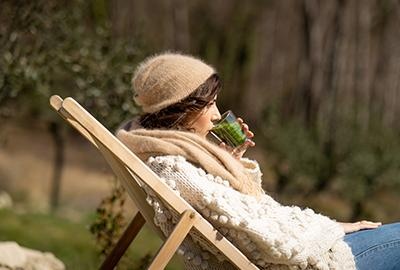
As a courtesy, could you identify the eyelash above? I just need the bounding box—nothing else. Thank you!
[207,101,216,107]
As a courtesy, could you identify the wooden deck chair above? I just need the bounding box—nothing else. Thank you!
[49,95,259,270]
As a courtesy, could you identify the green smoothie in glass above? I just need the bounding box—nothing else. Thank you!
[210,110,247,147]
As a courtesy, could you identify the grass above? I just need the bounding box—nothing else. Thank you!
[0,208,183,269]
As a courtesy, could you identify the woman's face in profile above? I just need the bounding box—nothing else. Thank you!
[188,96,221,137]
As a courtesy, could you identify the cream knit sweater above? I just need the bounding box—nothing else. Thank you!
[142,155,356,270]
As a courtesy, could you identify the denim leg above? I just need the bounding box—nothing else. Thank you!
[343,222,400,270]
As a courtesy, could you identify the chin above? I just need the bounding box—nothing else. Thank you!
[200,131,208,138]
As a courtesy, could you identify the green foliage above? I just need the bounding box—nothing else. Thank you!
[88,181,184,269]
[0,0,145,129]
[259,108,400,219]
[0,209,98,269]
[90,181,126,257]
[335,126,400,199]
[0,208,183,270]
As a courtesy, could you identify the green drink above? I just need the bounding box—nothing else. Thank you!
[210,110,247,147]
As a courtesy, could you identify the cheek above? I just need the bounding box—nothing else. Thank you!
[192,114,213,134]
[197,117,210,129]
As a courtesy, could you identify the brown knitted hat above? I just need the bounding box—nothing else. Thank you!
[132,52,215,113]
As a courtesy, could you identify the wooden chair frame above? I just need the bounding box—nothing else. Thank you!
[49,95,259,270]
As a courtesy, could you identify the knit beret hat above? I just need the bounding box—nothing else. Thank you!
[132,52,215,113]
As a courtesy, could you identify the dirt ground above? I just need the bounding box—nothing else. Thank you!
[0,120,120,217]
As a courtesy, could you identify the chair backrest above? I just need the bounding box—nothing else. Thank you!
[50,95,259,270]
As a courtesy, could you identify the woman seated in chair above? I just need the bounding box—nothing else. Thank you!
[117,52,400,270]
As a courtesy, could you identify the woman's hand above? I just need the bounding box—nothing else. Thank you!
[219,117,256,159]
[338,220,382,234]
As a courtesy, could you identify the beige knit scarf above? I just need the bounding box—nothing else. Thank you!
[116,127,264,197]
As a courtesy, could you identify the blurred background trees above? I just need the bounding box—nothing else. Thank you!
[1,0,400,266]
[0,0,400,269]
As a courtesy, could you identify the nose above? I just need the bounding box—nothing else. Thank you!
[212,106,221,122]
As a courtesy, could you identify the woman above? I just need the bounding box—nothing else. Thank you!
[117,52,400,270]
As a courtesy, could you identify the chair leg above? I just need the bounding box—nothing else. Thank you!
[100,211,146,270]
[148,210,197,270]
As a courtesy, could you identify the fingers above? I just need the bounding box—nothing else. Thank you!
[235,139,253,152]
[245,128,254,138]
[237,117,254,138]
[243,140,253,149]
[244,139,256,147]
[356,220,382,230]
[358,220,382,225]
[219,142,233,152]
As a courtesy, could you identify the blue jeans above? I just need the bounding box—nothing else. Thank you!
[343,222,400,270]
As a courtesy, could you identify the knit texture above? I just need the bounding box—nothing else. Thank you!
[116,128,264,197]
[143,155,356,270]
[132,52,215,113]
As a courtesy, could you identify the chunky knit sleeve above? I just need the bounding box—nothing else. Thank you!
[239,157,263,186]
[146,155,355,270]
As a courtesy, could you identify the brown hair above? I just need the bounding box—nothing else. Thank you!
[139,74,221,130]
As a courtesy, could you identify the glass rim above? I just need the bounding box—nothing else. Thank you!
[213,110,235,125]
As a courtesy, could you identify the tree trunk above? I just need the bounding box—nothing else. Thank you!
[49,121,64,213]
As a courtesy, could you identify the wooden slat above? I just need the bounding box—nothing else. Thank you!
[49,95,63,110]
[148,210,197,270]
[96,142,161,236]
[100,211,146,270]
[50,96,98,148]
